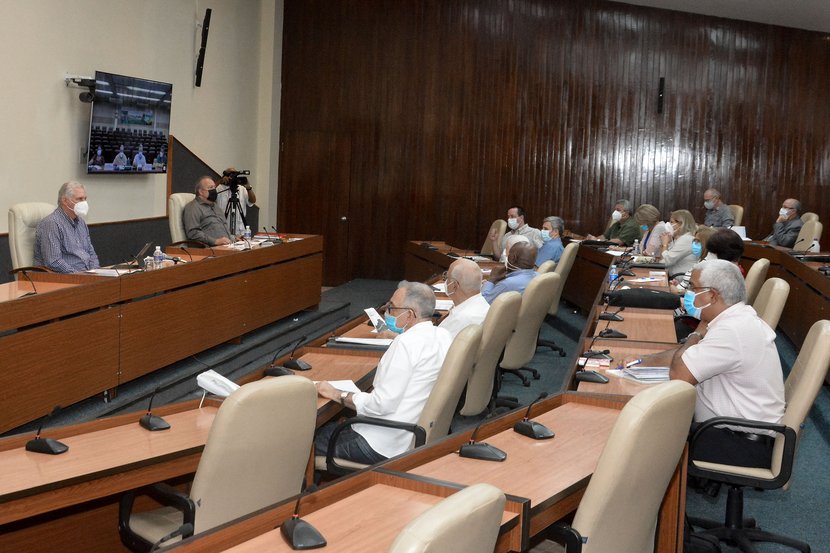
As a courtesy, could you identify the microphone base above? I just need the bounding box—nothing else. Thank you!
[265,366,295,377]
[513,420,555,440]
[575,370,610,384]
[139,414,171,431]
[280,517,327,550]
[583,350,613,359]
[458,442,507,462]
[598,312,624,321]
[618,269,636,277]
[599,329,628,339]
[25,437,69,455]
[284,359,312,371]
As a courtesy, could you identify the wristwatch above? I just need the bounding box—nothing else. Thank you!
[688,331,703,341]
[340,391,349,406]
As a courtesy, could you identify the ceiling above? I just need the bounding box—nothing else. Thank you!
[610,0,830,34]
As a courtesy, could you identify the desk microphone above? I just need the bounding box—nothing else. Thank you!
[265,335,309,377]
[14,267,39,297]
[583,331,613,359]
[458,417,507,462]
[26,405,68,455]
[597,311,627,339]
[139,387,171,431]
[270,226,285,243]
[608,276,626,291]
[170,240,214,257]
[262,226,280,243]
[575,351,611,384]
[178,245,194,262]
[149,523,193,552]
[284,336,312,371]
[513,393,555,439]
[280,493,326,550]
[599,305,625,322]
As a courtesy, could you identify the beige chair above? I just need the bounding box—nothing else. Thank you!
[729,204,744,226]
[536,259,556,273]
[686,320,830,552]
[538,381,696,553]
[800,212,818,224]
[119,376,317,551]
[387,483,506,553]
[752,277,790,330]
[480,219,507,257]
[537,242,580,356]
[743,258,770,305]
[320,325,483,475]
[8,202,55,269]
[168,193,195,244]
[459,292,521,417]
[793,219,822,252]
[499,272,561,386]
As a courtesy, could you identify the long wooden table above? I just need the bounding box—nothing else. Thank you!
[0,236,323,434]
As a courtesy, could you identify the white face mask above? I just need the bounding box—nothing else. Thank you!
[73,200,89,218]
[507,217,519,230]
[779,207,791,217]
[611,210,622,222]
[704,200,715,210]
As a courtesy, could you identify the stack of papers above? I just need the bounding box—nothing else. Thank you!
[622,366,670,382]
[434,299,454,311]
[463,255,494,262]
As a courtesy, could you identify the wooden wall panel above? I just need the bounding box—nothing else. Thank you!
[278,0,830,280]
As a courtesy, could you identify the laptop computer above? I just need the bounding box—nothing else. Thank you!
[112,242,153,270]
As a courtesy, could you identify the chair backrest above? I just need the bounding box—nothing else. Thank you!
[188,376,317,534]
[168,193,195,243]
[744,258,770,304]
[729,204,744,226]
[416,325,482,446]
[752,277,789,330]
[800,212,818,224]
[547,242,579,316]
[776,320,830,486]
[500,272,560,370]
[8,202,55,269]
[480,219,507,257]
[387,483,506,553]
[460,292,521,416]
[571,381,696,553]
[793,219,822,252]
[536,260,556,274]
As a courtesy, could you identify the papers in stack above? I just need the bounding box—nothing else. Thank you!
[621,366,670,383]
[434,299,454,311]
[431,282,447,293]
[330,337,394,347]
[463,255,494,262]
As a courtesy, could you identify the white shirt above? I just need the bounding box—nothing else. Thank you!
[682,302,785,426]
[215,184,255,236]
[439,294,490,338]
[352,321,452,458]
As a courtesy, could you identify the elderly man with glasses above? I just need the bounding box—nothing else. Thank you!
[438,258,490,338]
[765,198,804,248]
[314,281,452,464]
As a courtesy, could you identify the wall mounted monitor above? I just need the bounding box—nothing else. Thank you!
[86,71,172,174]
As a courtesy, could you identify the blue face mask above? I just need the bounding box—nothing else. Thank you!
[640,224,649,232]
[384,312,405,334]
[691,241,703,257]
[540,229,552,242]
[683,289,711,320]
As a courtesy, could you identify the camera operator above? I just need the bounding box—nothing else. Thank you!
[215,166,256,237]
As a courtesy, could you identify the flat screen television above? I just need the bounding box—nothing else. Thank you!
[86,71,172,174]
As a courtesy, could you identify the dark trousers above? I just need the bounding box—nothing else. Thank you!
[314,422,388,465]
[689,423,774,468]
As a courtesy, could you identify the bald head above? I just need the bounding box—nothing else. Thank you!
[508,242,537,270]
[446,258,482,305]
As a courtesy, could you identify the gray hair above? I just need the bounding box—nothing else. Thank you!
[543,216,564,233]
[58,181,85,204]
[397,281,436,318]
[789,199,802,214]
[448,258,482,294]
[615,199,632,213]
[194,176,214,193]
[704,188,721,198]
[693,259,746,306]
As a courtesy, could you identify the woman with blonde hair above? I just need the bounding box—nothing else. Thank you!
[658,209,698,277]
[633,204,670,256]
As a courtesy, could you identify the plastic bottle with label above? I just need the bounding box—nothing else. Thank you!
[153,246,164,270]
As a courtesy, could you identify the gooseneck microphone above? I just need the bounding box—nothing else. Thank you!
[513,393,555,439]
[280,493,327,550]
[265,335,309,377]
[599,305,625,322]
[597,307,627,339]
[575,351,612,384]
[139,388,171,431]
[149,523,193,552]
[283,336,312,371]
[271,226,285,243]
[458,417,507,462]
[17,268,39,297]
[583,331,613,359]
[26,405,69,455]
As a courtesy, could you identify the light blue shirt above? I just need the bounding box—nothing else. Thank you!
[34,208,99,273]
[535,237,564,266]
[481,269,538,304]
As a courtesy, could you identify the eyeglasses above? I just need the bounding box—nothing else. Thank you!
[687,286,713,293]
[441,271,458,286]
[380,302,414,315]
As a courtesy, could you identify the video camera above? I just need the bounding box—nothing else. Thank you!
[221,169,251,192]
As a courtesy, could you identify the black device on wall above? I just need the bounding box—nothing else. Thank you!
[195,8,212,87]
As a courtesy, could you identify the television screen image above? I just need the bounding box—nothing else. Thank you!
[86,71,172,174]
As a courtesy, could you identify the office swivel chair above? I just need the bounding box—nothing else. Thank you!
[743,258,770,305]
[793,220,822,252]
[167,193,195,244]
[8,202,55,269]
[729,204,744,226]
[318,325,482,476]
[480,219,507,257]
[751,277,789,330]
[537,241,579,356]
[800,212,818,224]
[686,319,830,553]
[387,483,506,553]
[538,381,696,552]
[118,376,317,551]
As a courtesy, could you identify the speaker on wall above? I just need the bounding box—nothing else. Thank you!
[195,8,212,87]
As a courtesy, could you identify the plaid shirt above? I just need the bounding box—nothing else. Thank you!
[34,208,99,273]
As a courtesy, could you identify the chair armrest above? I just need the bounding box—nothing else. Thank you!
[688,416,797,489]
[118,483,196,545]
[546,522,583,552]
[324,415,426,475]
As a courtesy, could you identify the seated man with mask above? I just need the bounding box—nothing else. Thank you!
[439,258,490,338]
[765,198,804,248]
[315,282,452,464]
[34,181,100,273]
[634,260,785,468]
[488,205,542,260]
[535,215,565,266]
[481,241,539,304]
[183,176,233,246]
[586,199,640,246]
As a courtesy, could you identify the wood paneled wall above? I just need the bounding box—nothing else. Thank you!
[278,0,830,281]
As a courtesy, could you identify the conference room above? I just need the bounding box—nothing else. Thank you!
[1,1,829,552]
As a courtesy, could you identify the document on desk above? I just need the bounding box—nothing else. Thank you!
[323,380,361,394]
[463,255,494,262]
[620,366,670,382]
[86,268,132,277]
[434,299,454,311]
[331,337,394,347]
[431,282,447,293]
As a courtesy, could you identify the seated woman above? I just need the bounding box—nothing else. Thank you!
[673,226,715,292]
[706,228,746,276]
[657,210,698,278]
[633,204,670,256]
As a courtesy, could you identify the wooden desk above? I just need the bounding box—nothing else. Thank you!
[590,310,677,343]
[575,339,676,395]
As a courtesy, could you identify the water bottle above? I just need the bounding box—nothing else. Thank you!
[608,264,618,283]
[243,225,252,241]
[153,246,164,270]
[632,239,640,255]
